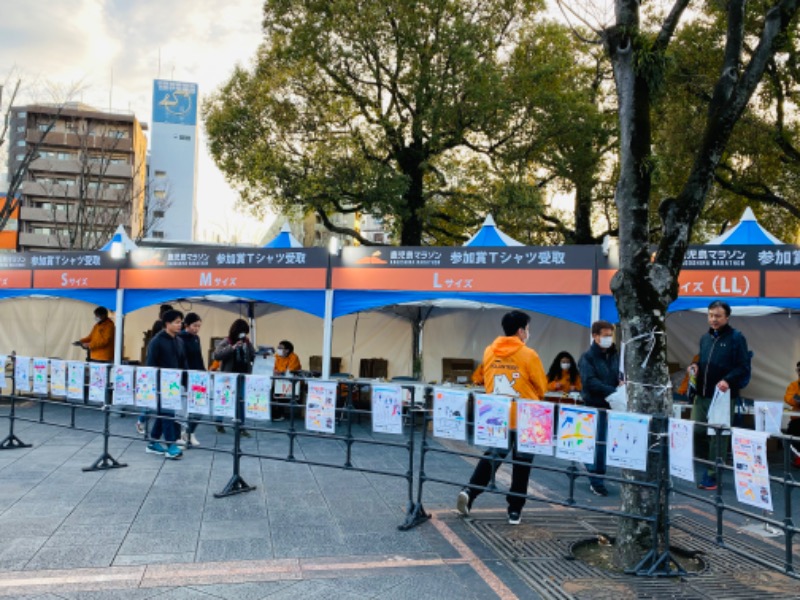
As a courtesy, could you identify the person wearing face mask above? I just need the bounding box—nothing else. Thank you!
[546,351,582,394]
[456,310,548,526]
[178,312,205,447]
[274,340,302,374]
[75,306,115,363]
[578,320,622,497]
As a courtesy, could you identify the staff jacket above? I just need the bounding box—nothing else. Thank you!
[80,318,115,362]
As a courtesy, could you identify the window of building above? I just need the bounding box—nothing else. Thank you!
[15,153,24,161]
[154,170,167,177]
[153,190,167,199]
[374,233,384,243]
[17,111,26,119]
[16,140,25,147]
[37,123,50,132]
[153,210,165,219]
[16,125,24,133]
[152,230,164,239]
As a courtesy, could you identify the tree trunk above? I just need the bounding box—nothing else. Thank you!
[573,179,594,244]
[399,159,425,246]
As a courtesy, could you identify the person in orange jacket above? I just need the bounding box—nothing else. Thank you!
[274,340,302,373]
[456,310,547,526]
[783,361,800,467]
[546,351,582,394]
[76,306,115,363]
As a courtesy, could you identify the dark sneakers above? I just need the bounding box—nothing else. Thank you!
[456,489,473,516]
[590,483,609,497]
[507,511,521,525]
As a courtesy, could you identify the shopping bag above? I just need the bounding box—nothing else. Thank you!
[707,388,731,435]
[606,385,628,412]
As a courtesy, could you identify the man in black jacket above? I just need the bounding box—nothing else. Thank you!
[578,320,622,497]
[688,300,750,490]
[145,309,187,460]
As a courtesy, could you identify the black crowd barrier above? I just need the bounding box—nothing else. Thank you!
[1,357,798,578]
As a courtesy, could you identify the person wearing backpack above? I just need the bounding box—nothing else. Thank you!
[687,300,751,491]
[213,318,256,437]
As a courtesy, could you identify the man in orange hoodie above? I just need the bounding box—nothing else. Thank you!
[456,310,548,525]
[76,306,115,363]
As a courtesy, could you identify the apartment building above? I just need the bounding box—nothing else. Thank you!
[6,102,147,251]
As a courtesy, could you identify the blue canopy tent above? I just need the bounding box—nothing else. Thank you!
[263,222,303,248]
[463,214,524,247]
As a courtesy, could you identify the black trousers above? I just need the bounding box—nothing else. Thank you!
[466,431,534,512]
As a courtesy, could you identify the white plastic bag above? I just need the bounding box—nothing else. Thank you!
[606,385,628,412]
[707,388,731,435]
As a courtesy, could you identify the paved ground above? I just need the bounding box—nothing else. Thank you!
[0,400,799,599]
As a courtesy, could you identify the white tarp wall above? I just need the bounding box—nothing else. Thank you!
[666,310,800,401]
[422,308,589,383]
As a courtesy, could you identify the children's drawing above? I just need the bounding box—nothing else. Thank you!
[67,361,85,401]
[371,384,403,435]
[32,358,49,395]
[112,365,134,405]
[668,418,695,482]
[432,387,468,441]
[14,356,31,392]
[213,373,237,418]
[606,411,651,471]
[732,429,773,511]
[160,369,183,411]
[88,363,108,404]
[517,400,555,455]
[473,394,510,449]
[135,367,158,410]
[555,405,598,462]
[187,371,211,415]
[244,374,272,421]
[305,381,337,433]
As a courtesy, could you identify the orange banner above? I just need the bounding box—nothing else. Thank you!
[765,272,800,297]
[332,268,591,294]
[120,268,326,290]
[598,269,760,297]
[0,270,31,288]
[34,269,117,289]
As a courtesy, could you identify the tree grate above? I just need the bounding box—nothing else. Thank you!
[460,510,800,599]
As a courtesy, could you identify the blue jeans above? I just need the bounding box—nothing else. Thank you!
[585,409,607,487]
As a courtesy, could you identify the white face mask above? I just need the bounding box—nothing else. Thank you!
[94,316,102,323]
[560,362,571,370]
[277,349,287,357]
[598,336,613,349]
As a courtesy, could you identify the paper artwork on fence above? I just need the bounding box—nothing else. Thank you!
[50,360,66,397]
[732,428,773,511]
[306,381,337,433]
[88,363,108,403]
[432,387,468,441]
[32,358,49,395]
[517,400,556,455]
[755,401,783,436]
[187,371,211,414]
[244,375,272,421]
[112,365,134,405]
[606,411,651,471]
[213,373,237,418]
[160,369,183,411]
[67,362,85,400]
[135,367,158,409]
[668,418,695,483]
[0,355,6,389]
[474,394,510,449]
[372,384,403,435]
[555,405,598,462]
[14,356,31,392]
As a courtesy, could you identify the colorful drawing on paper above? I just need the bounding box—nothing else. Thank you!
[305,381,337,433]
[732,429,773,511]
[606,411,651,471]
[88,363,108,403]
[187,371,211,414]
[244,374,272,421]
[113,365,134,405]
[517,400,555,455]
[32,358,49,395]
[0,355,7,389]
[669,418,695,483]
[160,369,183,411]
[67,362,85,401]
[14,357,31,392]
[372,384,403,435]
[135,367,158,409]
[50,360,67,397]
[473,394,510,449]
[432,388,468,441]
[213,373,237,418]
[555,405,598,462]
